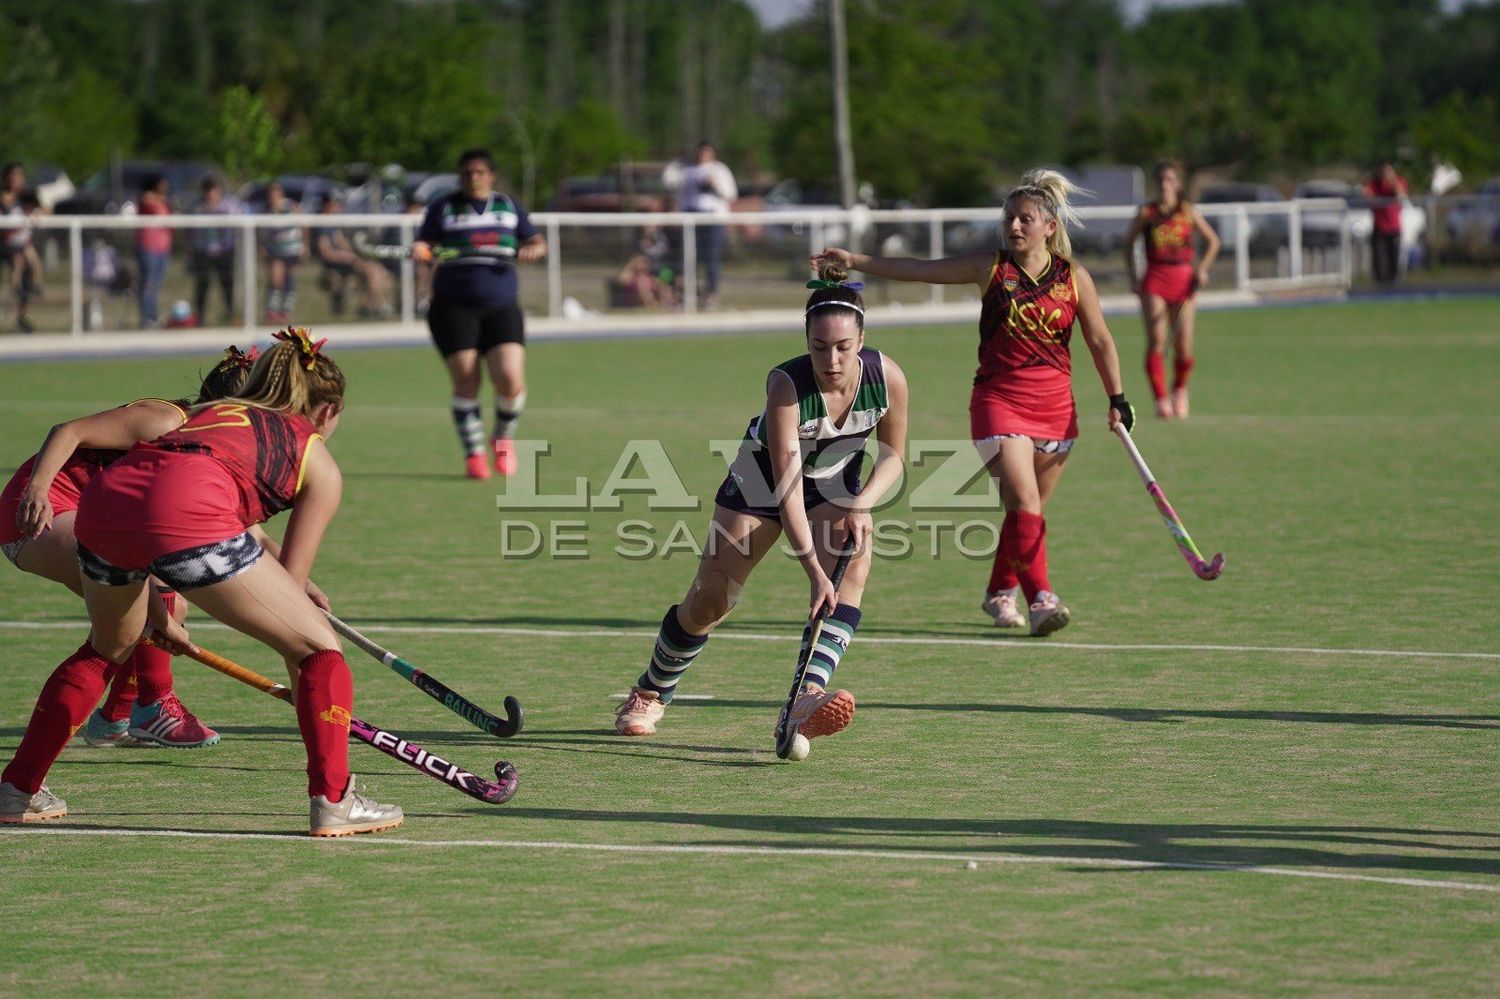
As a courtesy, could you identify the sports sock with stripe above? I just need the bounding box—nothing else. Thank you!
[295,649,353,801]
[494,392,526,440]
[451,396,485,457]
[3,642,119,794]
[800,603,862,689]
[637,605,708,703]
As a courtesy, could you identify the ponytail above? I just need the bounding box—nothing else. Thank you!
[217,329,346,418]
[192,345,259,405]
[1005,168,1088,259]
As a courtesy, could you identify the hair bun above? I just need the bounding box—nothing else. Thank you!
[818,259,850,284]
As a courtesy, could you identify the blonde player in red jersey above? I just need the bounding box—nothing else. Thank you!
[1123,159,1220,419]
[815,169,1132,636]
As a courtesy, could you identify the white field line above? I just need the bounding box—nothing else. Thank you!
[1,827,1494,893]
[1,619,1496,662]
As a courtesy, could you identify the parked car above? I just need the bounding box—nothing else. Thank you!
[1443,177,1500,247]
[549,162,670,212]
[1060,164,1146,254]
[1293,179,1425,253]
[409,172,460,207]
[238,174,345,213]
[1196,182,1287,254]
[55,160,219,214]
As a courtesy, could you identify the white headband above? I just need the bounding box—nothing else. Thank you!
[805,300,865,317]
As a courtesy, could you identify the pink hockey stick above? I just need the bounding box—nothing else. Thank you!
[1114,425,1224,581]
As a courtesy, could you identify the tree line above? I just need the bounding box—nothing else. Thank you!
[1,0,1496,205]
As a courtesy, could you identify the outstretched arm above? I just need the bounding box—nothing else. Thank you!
[813,246,995,290]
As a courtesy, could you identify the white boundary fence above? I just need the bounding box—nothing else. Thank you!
[0,200,1356,353]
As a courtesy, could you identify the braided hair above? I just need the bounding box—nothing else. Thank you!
[220,329,345,417]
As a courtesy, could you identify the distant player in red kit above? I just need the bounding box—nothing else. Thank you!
[815,169,1133,636]
[1124,159,1220,419]
[0,347,260,749]
[0,330,403,836]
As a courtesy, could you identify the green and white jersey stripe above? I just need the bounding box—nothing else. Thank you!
[740,348,889,483]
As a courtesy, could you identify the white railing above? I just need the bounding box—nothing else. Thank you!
[0,199,1361,337]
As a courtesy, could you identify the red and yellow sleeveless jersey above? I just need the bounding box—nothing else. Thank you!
[976,252,1078,385]
[1144,202,1195,266]
[138,403,322,527]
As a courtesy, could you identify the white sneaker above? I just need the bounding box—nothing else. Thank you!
[309,776,403,837]
[981,587,1026,628]
[1028,591,1072,637]
[614,687,665,736]
[0,781,67,823]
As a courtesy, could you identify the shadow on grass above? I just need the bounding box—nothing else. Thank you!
[355,613,1004,639]
[489,806,1500,879]
[661,701,1500,730]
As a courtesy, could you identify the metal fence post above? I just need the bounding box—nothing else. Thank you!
[1339,206,1353,289]
[683,220,698,314]
[546,217,562,318]
[399,216,415,325]
[1288,202,1302,282]
[929,217,944,305]
[69,219,84,336]
[1235,206,1251,290]
[241,216,257,333]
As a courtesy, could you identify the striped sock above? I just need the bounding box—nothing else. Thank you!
[494,392,526,440]
[451,396,485,456]
[637,605,708,703]
[801,604,862,689]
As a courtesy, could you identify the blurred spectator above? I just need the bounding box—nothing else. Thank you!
[136,173,172,328]
[663,142,738,309]
[314,193,392,318]
[1363,161,1408,287]
[609,226,675,308]
[190,175,240,326]
[1,162,44,332]
[260,180,305,323]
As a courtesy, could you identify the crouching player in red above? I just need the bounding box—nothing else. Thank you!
[815,169,1132,636]
[0,330,403,836]
[614,267,908,746]
[1124,159,1220,419]
[0,347,259,749]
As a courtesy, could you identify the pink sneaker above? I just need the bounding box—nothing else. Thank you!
[1173,386,1190,419]
[493,437,518,476]
[786,683,855,739]
[465,453,492,480]
[1155,396,1174,420]
[1028,591,1072,637]
[615,687,665,736]
[128,692,221,748]
[981,588,1026,628]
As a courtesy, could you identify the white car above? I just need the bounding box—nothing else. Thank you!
[1292,180,1425,253]
[1443,177,1500,247]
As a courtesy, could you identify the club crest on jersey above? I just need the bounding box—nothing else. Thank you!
[1002,273,1019,292]
[798,419,821,437]
[1052,281,1073,303]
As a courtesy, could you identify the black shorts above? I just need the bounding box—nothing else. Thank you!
[427,299,526,358]
[713,456,864,523]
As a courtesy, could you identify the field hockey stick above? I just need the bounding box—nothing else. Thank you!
[1113,424,1225,581]
[350,232,515,265]
[326,613,523,739]
[179,642,519,805]
[774,535,859,759]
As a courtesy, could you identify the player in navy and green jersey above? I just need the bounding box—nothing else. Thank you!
[614,266,910,750]
[414,148,547,480]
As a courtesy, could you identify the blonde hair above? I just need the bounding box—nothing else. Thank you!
[218,335,346,418]
[1004,168,1088,258]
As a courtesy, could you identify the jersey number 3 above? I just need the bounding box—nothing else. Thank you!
[182,403,252,433]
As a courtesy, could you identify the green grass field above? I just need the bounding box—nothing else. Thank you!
[1,297,1497,994]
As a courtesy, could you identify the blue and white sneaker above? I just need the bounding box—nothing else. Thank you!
[81,709,143,748]
[128,692,221,749]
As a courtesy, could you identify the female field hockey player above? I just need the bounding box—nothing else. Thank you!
[0,330,403,837]
[614,266,908,744]
[413,148,547,479]
[815,169,1133,636]
[0,347,259,749]
[1123,159,1220,419]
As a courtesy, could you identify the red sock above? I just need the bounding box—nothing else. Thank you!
[1173,354,1195,391]
[1008,510,1051,603]
[987,512,1021,594]
[98,660,139,722]
[1146,351,1167,400]
[131,637,175,706]
[295,649,353,801]
[3,642,118,794]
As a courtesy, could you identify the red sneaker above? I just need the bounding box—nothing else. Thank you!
[465,453,492,480]
[128,692,221,749]
[493,438,518,476]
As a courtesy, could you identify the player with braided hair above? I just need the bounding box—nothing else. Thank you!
[2,331,402,836]
[614,264,909,747]
[0,346,261,749]
[816,168,1133,636]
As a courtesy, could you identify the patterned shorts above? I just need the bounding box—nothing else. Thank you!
[77,532,264,591]
[1,538,26,566]
[977,433,1076,455]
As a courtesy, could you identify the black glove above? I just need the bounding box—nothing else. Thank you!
[1109,393,1135,433]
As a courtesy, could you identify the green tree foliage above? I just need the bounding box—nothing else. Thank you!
[1,0,1497,204]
